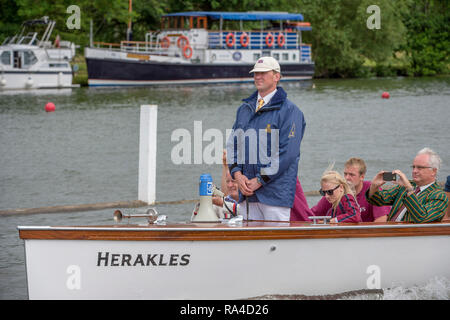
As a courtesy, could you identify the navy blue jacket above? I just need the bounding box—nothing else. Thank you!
[227,87,305,207]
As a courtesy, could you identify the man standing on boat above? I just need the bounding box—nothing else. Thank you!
[366,148,448,223]
[227,57,305,221]
[310,158,390,222]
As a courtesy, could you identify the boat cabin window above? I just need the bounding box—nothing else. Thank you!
[49,63,69,68]
[273,53,280,61]
[1,51,11,65]
[13,51,21,68]
[23,50,37,66]
[253,53,260,61]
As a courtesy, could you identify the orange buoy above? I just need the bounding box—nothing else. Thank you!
[381,92,390,99]
[225,33,235,48]
[45,102,55,112]
[160,36,170,49]
[177,35,189,48]
[183,45,193,59]
[265,33,274,48]
[277,33,285,47]
[240,32,249,47]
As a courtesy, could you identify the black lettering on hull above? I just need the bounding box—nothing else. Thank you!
[96,252,191,267]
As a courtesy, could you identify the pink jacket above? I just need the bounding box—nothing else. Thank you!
[290,178,314,221]
[329,194,362,223]
[311,181,389,222]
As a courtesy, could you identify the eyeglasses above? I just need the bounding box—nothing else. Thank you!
[411,165,432,170]
[319,185,340,196]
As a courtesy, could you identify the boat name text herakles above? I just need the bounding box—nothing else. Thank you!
[96,252,191,267]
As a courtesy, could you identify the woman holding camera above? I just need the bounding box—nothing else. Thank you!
[319,170,362,223]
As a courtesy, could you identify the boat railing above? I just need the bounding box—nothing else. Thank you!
[208,30,299,50]
[145,32,161,50]
[1,37,11,45]
[207,30,312,62]
[120,41,158,52]
[93,40,163,52]
[300,44,312,63]
[8,32,39,46]
[93,41,122,50]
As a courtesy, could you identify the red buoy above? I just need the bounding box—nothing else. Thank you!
[45,102,55,112]
[381,92,390,99]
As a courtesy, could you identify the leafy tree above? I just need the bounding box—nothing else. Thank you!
[400,0,450,76]
[1,0,447,77]
[296,0,409,77]
[0,0,22,42]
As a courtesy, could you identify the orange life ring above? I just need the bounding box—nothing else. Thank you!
[240,32,249,47]
[277,33,285,47]
[265,33,274,48]
[177,35,189,48]
[225,33,235,48]
[160,36,170,49]
[183,45,193,59]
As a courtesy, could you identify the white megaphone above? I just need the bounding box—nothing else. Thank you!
[191,174,221,222]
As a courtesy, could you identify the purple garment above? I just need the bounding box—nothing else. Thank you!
[290,177,314,221]
[311,181,390,222]
[330,194,362,223]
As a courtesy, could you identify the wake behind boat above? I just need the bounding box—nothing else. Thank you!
[85,11,314,87]
[0,16,78,90]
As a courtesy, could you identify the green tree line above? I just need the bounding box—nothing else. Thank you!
[1,0,448,77]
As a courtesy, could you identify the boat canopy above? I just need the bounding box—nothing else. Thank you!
[162,11,304,21]
[23,16,51,26]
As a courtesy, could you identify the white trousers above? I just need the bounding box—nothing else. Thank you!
[238,202,290,221]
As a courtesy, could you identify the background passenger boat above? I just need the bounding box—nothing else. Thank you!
[85,11,314,86]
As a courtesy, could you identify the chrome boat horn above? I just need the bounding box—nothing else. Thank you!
[113,208,159,224]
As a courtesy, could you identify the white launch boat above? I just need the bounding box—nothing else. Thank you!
[18,216,450,299]
[0,16,77,90]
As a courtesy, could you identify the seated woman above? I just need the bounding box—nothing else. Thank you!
[320,170,362,223]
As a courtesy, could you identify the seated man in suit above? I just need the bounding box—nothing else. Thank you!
[366,148,448,223]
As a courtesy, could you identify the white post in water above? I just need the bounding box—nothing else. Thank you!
[138,105,157,205]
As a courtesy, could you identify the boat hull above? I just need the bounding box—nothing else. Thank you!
[0,70,73,90]
[19,222,450,299]
[86,57,314,86]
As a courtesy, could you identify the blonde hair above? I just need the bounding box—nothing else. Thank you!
[344,157,367,176]
[320,170,355,210]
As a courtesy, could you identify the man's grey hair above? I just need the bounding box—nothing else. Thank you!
[417,147,441,170]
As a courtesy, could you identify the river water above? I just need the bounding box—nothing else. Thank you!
[0,76,449,299]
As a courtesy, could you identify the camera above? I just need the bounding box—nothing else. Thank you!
[383,172,397,181]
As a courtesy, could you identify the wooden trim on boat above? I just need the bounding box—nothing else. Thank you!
[18,222,450,241]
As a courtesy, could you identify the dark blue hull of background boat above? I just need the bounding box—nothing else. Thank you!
[86,58,315,85]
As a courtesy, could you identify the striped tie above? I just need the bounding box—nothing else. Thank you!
[391,186,421,221]
[256,98,264,112]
